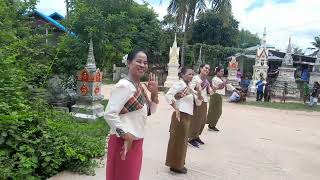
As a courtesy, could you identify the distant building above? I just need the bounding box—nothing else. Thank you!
[231,46,317,79]
[29,10,75,44]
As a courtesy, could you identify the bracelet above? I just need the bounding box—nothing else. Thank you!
[116,128,126,138]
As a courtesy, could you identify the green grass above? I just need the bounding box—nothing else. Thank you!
[243,101,320,112]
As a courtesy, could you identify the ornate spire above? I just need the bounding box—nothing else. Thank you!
[173,33,177,48]
[169,33,180,65]
[282,37,294,67]
[261,27,267,48]
[86,38,97,71]
[287,36,292,54]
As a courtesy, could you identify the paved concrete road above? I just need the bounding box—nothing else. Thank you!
[51,84,320,180]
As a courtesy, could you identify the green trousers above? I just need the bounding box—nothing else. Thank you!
[189,102,207,140]
[207,93,222,128]
[165,112,191,169]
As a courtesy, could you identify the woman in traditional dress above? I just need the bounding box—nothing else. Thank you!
[188,64,214,147]
[207,66,239,132]
[104,49,159,180]
[165,67,201,174]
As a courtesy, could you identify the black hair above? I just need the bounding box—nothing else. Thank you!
[214,66,223,74]
[198,64,210,74]
[178,66,192,79]
[127,48,147,62]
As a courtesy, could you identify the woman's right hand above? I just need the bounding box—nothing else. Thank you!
[218,83,225,89]
[174,92,184,100]
[120,133,135,160]
[122,132,135,141]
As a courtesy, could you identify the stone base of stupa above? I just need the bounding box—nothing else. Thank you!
[309,72,320,86]
[227,69,240,88]
[273,80,299,99]
[164,63,179,88]
[71,95,104,121]
[272,67,299,99]
[228,78,240,89]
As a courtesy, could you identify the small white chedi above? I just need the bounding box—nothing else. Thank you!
[71,39,104,121]
[249,27,269,94]
[164,34,180,88]
[273,37,299,98]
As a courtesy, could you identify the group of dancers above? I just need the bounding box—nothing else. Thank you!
[164,65,238,174]
[104,49,238,180]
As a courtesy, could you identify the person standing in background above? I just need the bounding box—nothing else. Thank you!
[309,82,320,106]
[264,79,271,102]
[256,76,265,101]
[236,69,242,84]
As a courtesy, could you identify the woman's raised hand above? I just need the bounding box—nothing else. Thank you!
[147,73,158,95]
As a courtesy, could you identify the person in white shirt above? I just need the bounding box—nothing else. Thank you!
[165,67,201,174]
[104,49,159,180]
[207,66,239,131]
[188,64,214,147]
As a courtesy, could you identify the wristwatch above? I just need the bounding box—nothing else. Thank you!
[116,128,126,138]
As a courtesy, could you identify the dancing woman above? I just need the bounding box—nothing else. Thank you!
[105,49,159,180]
[165,67,201,174]
[188,64,213,147]
[207,66,238,132]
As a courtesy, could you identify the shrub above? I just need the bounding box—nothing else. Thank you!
[0,104,109,179]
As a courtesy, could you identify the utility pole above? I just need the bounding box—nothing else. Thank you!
[65,0,70,26]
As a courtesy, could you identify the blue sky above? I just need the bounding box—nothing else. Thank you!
[36,0,320,50]
[245,0,296,12]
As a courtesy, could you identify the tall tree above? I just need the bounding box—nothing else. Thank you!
[63,0,162,74]
[168,0,232,67]
[311,36,320,49]
[237,29,260,48]
[191,10,239,47]
[292,45,304,55]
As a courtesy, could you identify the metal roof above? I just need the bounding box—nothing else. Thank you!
[48,12,64,20]
[34,10,75,37]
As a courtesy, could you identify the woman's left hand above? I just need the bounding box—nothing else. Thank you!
[147,73,158,94]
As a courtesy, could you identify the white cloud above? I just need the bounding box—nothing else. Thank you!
[136,0,169,20]
[232,0,320,50]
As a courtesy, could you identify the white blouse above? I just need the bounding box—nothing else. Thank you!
[104,79,157,139]
[190,75,210,103]
[165,80,194,115]
[212,76,235,95]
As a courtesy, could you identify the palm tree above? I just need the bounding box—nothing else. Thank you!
[311,36,320,56]
[168,0,231,67]
[311,36,320,48]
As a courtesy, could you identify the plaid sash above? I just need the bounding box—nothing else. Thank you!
[201,78,211,94]
[119,79,151,116]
